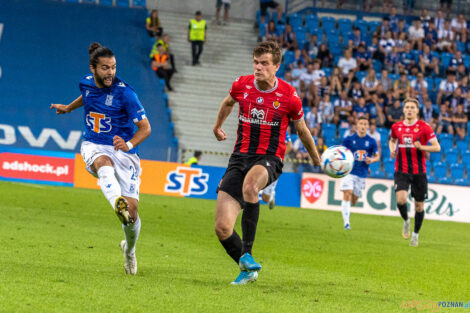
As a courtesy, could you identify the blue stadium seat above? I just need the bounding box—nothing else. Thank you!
[456,139,469,153]
[433,162,448,178]
[369,162,380,172]
[424,77,434,91]
[306,15,319,32]
[294,27,307,43]
[356,71,367,82]
[377,127,389,142]
[384,159,395,175]
[323,128,336,138]
[426,161,432,173]
[440,177,453,184]
[288,13,303,28]
[284,50,295,65]
[440,52,453,70]
[434,77,443,90]
[372,59,382,72]
[430,151,443,163]
[322,67,333,77]
[337,18,352,33]
[100,0,113,5]
[457,41,466,53]
[463,54,470,68]
[450,164,465,179]
[321,16,336,30]
[82,0,96,3]
[259,23,267,38]
[339,127,347,139]
[322,123,336,132]
[455,178,470,186]
[116,0,129,6]
[276,24,286,36]
[381,148,390,160]
[411,50,422,63]
[439,133,454,141]
[428,175,438,183]
[389,73,400,82]
[326,31,340,45]
[446,149,459,163]
[440,137,454,151]
[354,19,368,31]
[462,150,470,168]
[368,21,381,33]
[330,43,344,57]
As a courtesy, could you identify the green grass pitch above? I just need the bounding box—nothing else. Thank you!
[1,181,469,313]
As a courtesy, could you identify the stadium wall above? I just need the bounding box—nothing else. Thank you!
[147,0,257,21]
[2,147,469,223]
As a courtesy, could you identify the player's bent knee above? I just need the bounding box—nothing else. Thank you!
[242,183,259,201]
[93,155,113,171]
[261,193,270,203]
[214,221,232,240]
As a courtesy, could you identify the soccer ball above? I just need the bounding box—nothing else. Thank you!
[321,145,354,178]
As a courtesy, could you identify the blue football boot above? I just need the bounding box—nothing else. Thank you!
[230,270,258,285]
[239,253,262,271]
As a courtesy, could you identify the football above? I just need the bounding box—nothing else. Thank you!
[321,145,355,178]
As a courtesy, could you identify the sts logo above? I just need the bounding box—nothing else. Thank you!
[165,167,209,196]
[86,112,112,133]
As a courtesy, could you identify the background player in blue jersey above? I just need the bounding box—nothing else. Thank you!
[340,116,380,230]
[50,43,151,275]
[261,131,293,210]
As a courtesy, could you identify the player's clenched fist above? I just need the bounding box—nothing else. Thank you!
[113,135,129,151]
[213,127,226,141]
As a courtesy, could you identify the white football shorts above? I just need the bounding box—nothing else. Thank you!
[262,179,278,197]
[339,174,366,198]
[80,141,141,200]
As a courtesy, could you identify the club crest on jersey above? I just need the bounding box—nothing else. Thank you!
[414,127,419,133]
[273,100,280,109]
[256,97,264,104]
[105,94,113,106]
[86,112,112,133]
[243,92,248,99]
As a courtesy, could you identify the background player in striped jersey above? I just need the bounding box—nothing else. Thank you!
[261,131,293,210]
[389,98,440,247]
[51,43,151,274]
[340,117,380,230]
[213,41,321,285]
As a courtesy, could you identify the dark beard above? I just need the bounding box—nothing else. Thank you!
[95,73,114,87]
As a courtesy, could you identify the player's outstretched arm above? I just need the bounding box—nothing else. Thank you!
[50,95,83,114]
[213,94,236,141]
[294,118,321,166]
[389,138,398,158]
[113,118,151,152]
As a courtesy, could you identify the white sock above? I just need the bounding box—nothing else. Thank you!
[122,215,141,256]
[341,200,351,225]
[97,166,121,209]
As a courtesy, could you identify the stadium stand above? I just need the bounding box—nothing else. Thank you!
[0,0,176,161]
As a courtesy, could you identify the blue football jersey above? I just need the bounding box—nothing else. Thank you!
[79,75,147,154]
[342,133,378,178]
[285,132,291,144]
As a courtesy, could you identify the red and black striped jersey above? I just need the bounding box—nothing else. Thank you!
[229,75,303,160]
[391,120,437,174]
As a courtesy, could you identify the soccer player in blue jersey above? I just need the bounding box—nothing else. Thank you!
[261,131,293,210]
[50,43,151,275]
[340,116,380,230]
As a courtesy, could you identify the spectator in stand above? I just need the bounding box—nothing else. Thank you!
[420,98,439,129]
[334,90,353,126]
[376,17,392,39]
[388,7,399,33]
[395,32,407,53]
[316,43,334,68]
[369,36,384,63]
[215,0,230,25]
[305,105,322,137]
[420,9,432,29]
[188,11,207,66]
[303,34,320,63]
[151,43,174,91]
[459,76,469,96]
[437,19,455,53]
[379,31,396,55]
[150,34,177,73]
[437,71,458,105]
[146,9,163,38]
[314,76,329,106]
[338,50,357,76]
[362,69,379,97]
[424,20,438,50]
[441,0,452,15]
[259,0,283,25]
[410,73,428,103]
[451,13,467,42]
[352,27,366,49]
[400,43,419,75]
[264,20,279,42]
[355,44,372,71]
[368,93,385,126]
[434,9,446,32]
[408,19,425,50]
[280,24,296,51]
[436,104,454,136]
[329,67,343,97]
[456,63,468,81]
[450,87,466,112]
[343,122,357,137]
[419,44,439,76]
[293,137,315,174]
[319,94,334,123]
[343,69,359,92]
[394,72,410,101]
[311,59,326,86]
[284,71,300,95]
[386,46,400,74]
[387,99,403,127]
[316,137,328,156]
[300,63,316,104]
[380,69,393,92]
[291,49,306,70]
[353,97,370,119]
[449,51,464,71]
[394,19,408,40]
[291,60,307,82]
[367,121,382,154]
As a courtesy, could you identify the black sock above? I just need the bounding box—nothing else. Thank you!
[397,203,409,221]
[241,201,260,255]
[219,230,242,264]
[414,211,424,233]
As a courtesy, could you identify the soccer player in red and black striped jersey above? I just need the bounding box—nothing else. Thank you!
[389,98,441,247]
[213,41,321,285]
